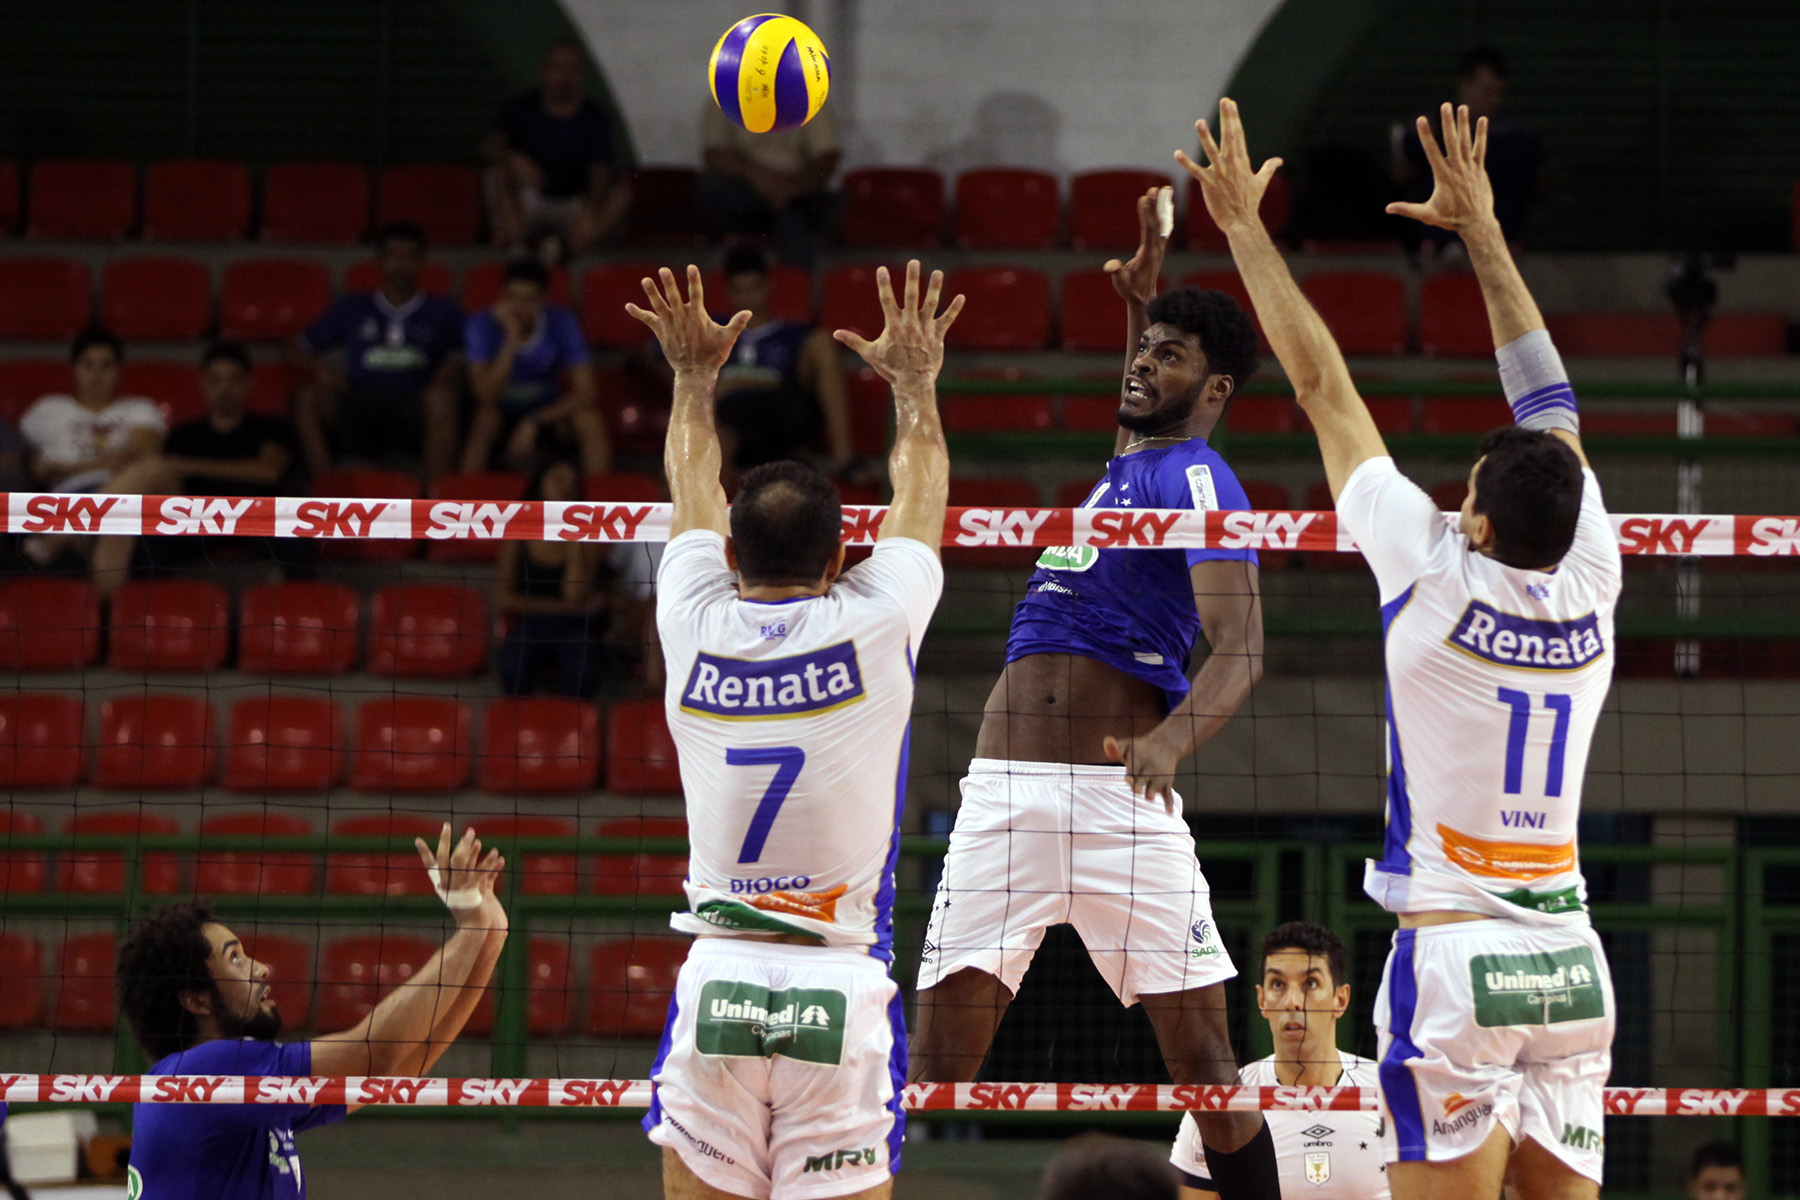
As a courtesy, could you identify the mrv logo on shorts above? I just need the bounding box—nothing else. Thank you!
[1470,946,1606,1028]
[1446,601,1603,672]
[681,641,865,720]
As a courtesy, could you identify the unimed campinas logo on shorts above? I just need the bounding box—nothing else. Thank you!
[1469,946,1606,1028]
[695,980,848,1065]
[680,641,866,721]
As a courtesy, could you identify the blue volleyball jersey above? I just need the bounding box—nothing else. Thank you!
[1006,438,1257,710]
[464,305,590,412]
[127,1039,346,1200]
[298,292,463,400]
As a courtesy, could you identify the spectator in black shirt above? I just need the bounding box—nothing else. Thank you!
[485,41,632,262]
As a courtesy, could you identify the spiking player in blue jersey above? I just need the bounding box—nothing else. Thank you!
[912,190,1281,1200]
[1189,98,1620,1200]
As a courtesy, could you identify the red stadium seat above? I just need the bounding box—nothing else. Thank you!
[248,362,302,417]
[307,467,422,562]
[143,160,252,240]
[376,163,482,246]
[593,816,688,897]
[1222,396,1297,434]
[262,161,370,244]
[1709,409,1800,438]
[0,161,18,234]
[1187,171,1291,251]
[52,933,117,1032]
[471,814,578,896]
[583,471,664,503]
[1326,395,1415,435]
[842,367,891,456]
[1579,409,1678,436]
[703,264,813,325]
[1419,395,1513,435]
[244,933,314,1031]
[368,584,489,677]
[821,264,908,344]
[581,263,665,347]
[839,167,945,248]
[101,257,213,340]
[591,365,669,454]
[1301,271,1408,355]
[0,579,100,670]
[194,812,316,896]
[0,257,92,339]
[425,471,526,563]
[92,695,215,790]
[1237,480,1295,572]
[942,267,1051,351]
[939,368,1054,433]
[586,937,688,1037]
[119,361,208,425]
[0,360,71,425]
[1062,373,1127,434]
[341,258,454,297]
[28,159,136,239]
[946,477,1045,569]
[1427,479,1470,512]
[1070,169,1172,251]
[1059,269,1157,353]
[463,261,571,312]
[1706,313,1788,357]
[59,813,182,895]
[466,936,573,1037]
[628,166,707,247]
[955,168,1059,249]
[0,933,44,1028]
[1544,312,1681,357]
[1417,273,1490,357]
[0,811,47,894]
[239,582,361,675]
[108,580,230,671]
[220,258,332,341]
[325,813,441,897]
[221,696,345,792]
[351,697,473,792]
[605,698,681,793]
[316,934,437,1031]
[479,698,602,793]
[0,695,83,789]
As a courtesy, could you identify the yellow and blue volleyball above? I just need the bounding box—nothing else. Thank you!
[708,13,830,134]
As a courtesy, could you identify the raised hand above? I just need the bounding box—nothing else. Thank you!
[415,823,507,926]
[832,261,964,387]
[1175,97,1283,238]
[624,265,752,375]
[1385,102,1494,233]
[1104,187,1169,306]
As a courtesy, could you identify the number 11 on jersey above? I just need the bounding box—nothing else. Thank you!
[726,746,806,863]
[1497,687,1572,797]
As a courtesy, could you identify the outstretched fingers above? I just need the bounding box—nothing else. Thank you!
[933,291,966,336]
[1194,116,1223,170]
[902,259,921,319]
[1474,114,1489,170]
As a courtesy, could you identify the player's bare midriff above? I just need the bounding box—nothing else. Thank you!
[974,652,1166,764]
[1397,911,1489,928]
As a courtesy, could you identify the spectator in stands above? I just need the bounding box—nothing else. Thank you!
[1686,1142,1747,1200]
[699,92,841,267]
[461,259,610,475]
[18,325,175,597]
[1038,1135,1178,1200]
[290,220,464,482]
[1392,45,1544,252]
[485,40,632,262]
[495,458,612,697]
[152,341,312,577]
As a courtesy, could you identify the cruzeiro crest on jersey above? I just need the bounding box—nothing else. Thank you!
[1445,600,1604,672]
[680,640,866,720]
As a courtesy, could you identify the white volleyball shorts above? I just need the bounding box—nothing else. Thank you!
[1374,918,1614,1181]
[644,937,905,1200]
[917,758,1236,1006]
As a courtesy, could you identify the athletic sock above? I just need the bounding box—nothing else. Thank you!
[1201,1118,1279,1200]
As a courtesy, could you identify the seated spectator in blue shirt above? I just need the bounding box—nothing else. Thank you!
[289,221,464,481]
[461,259,610,475]
[485,41,631,262]
[117,833,506,1200]
[495,458,615,697]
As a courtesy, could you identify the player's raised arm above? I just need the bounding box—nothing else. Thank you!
[1104,187,1171,456]
[1388,102,1588,466]
[625,265,752,538]
[833,260,963,549]
[1179,99,1387,500]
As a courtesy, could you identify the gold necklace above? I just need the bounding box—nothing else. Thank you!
[1123,434,1189,451]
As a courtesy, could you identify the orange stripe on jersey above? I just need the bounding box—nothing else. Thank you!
[1437,824,1576,881]
[749,883,849,923]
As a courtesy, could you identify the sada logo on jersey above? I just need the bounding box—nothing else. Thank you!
[681,641,865,720]
[1446,601,1603,671]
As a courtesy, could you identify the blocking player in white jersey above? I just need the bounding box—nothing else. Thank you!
[1172,923,1388,1200]
[1185,98,1620,1200]
[625,262,962,1200]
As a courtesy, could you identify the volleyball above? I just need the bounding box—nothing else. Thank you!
[708,13,830,134]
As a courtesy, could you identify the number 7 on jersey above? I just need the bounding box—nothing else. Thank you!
[726,746,806,864]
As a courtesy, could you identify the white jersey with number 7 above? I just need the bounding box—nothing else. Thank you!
[1334,456,1622,926]
[655,530,943,957]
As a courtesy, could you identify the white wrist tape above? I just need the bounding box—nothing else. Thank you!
[427,865,485,911]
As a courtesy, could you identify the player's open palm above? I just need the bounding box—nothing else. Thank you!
[1386,102,1494,232]
[415,823,508,928]
[1176,97,1282,237]
[1104,187,1169,306]
[834,260,964,386]
[625,265,752,374]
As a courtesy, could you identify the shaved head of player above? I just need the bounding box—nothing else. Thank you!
[1187,97,1621,1200]
[911,184,1279,1200]
[1174,924,1388,1200]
